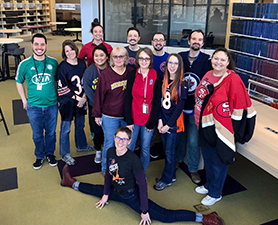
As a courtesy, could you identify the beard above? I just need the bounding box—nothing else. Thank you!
[190,43,201,51]
[153,44,163,52]
[32,48,46,57]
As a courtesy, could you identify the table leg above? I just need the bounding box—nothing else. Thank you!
[73,31,82,42]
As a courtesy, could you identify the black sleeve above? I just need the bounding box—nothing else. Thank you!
[134,171,148,212]
[145,72,162,129]
[124,70,136,125]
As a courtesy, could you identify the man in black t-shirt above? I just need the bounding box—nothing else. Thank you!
[125,27,140,69]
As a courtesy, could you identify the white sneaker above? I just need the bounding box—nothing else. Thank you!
[201,195,222,206]
[94,150,102,164]
[195,185,209,194]
[62,154,76,166]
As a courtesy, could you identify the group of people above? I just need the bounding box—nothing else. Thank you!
[15,18,257,225]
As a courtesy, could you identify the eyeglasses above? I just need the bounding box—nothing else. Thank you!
[168,61,179,65]
[115,136,129,142]
[113,55,125,59]
[139,57,151,62]
[153,39,164,42]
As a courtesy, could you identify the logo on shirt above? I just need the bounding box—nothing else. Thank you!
[108,158,125,185]
[47,64,53,70]
[196,86,209,100]
[160,62,166,72]
[183,72,201,95]
[31,73,53,85]
[31,67,35,70]
[129,57,136,65]
[216,101,231,118]
[111,80,127,90]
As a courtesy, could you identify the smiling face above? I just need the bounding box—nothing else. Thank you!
[188,31,204,51]
[31,37,47,59]
[138,51,151,70]
[167,55,179,77]
[64,45,77,61]
[114,131,131,152]
[112,50,126,68]
[211,51,230,74]
[127,30,140,46]
[94,49,108,68]
[152,34,166,52]
[92,26,104,42]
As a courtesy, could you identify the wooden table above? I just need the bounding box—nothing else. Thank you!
[0,38,24,81]
[64,27,82,42]
[0,29,22,38]
[237,100,278,178]
[50,22,67,35]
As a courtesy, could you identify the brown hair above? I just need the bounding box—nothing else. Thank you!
[135,47,153,69]
[61,40,79,60]
[90,18,104,34]
[115,126,132,139]
[212,47,236,71]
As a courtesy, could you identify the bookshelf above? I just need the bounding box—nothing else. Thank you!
[0,0,55,36]
[225,2,278,105]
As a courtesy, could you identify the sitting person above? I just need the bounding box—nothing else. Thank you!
[61,126,225,225]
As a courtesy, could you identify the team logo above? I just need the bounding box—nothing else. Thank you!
[47,64,53,70]
[150,79,153,85]
[216,101,231,118]
[160,62,166,72]
[32,73,52,85]
[129,57,135,65]
[183,72,200,95]
[196,86,208,100]
[31,67,35,70]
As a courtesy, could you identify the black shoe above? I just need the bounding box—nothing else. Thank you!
[150,147,159,158]
[33,158,44,170]
[46,155,58,167]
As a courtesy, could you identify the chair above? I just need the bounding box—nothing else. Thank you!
[4,47,26,77]
[182,29,192,39]
[169,39,179,46]
[180,39,190,47]
[0,107,10,135]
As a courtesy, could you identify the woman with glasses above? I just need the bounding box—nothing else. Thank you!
[125,47,162,173]
[92,46,133,174]
[154,54,187,191]
[61,126,225,225]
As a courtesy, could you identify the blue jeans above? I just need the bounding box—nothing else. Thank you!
[101,114,126,174]
[27,103,58,159]
[201,146,229,198]
[79,183,196,222]
[127,124,154,173]
[160,132,179,184]
[175,113,200,172]
[59,113,88,157]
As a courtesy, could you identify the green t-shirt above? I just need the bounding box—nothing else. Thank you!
[15,55,58,107]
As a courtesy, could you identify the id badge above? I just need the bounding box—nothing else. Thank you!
[37,83,42,90]
[143,103,148,114]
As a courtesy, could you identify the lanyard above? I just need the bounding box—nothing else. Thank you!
[143,74,148,102]
[33,56,46,84]
[96,63,108,75]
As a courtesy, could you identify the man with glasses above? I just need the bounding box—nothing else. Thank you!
[125,27,141,69]
[175,29,212,184]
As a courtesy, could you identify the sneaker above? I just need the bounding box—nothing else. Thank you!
[62,154,76,166]
[33,158,44,170]
[61,164,77,188]
[153,181,171,191]
[94,150,102,164]
[156,177,176,183]
[201,195,222,206]
[90,133,95,140]
[190,172,201,184]
[76,145,95,152]
[202,212,226,225]
[195,185,209,194]
[46,155,58,167]
[150,147,159,158]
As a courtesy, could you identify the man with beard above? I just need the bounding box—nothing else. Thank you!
[125,27,140,69]
[15,34,59,170]
[152,32,169,77]
[175,30,212,184]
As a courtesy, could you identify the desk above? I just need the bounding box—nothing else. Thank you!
[0,29,22,38]
[0,38,24,81]
[50,22,67,35]
[64,28,82,42]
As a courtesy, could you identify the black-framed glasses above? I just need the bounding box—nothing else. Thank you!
[113,55,125,59]
[115,136,129,141]
[139,57,151,62]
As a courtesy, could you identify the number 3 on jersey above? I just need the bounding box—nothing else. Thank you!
[71,75,82,95]
[162,91,171,110]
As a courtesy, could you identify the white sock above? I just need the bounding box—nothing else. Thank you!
[72,181,80,191]
[196,212,203,222]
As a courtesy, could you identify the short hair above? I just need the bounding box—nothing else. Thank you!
[212,47,236,71]
[115,126,132,139]
[127,27,140,37]
[188,29,205,41]
[31,33,47,44]
[92,45,108,57]
[152,32,166,41]
[135,47,153,69]
[90,18,104,34]
[110,46,129,67]
[61,40,79,60]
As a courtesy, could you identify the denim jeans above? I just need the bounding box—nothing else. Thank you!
[101,114,126,174]
[175,113,200,172]
[201,146,229,198]
[78,183,196,222]
[59,113,88,157]
[127,124,154,172]
[160,132,179,184]
[27,103,58,159]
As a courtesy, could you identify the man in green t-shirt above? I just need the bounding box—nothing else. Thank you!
[15,33,59,170]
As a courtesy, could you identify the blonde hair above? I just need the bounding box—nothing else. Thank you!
[110,46,129,67]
